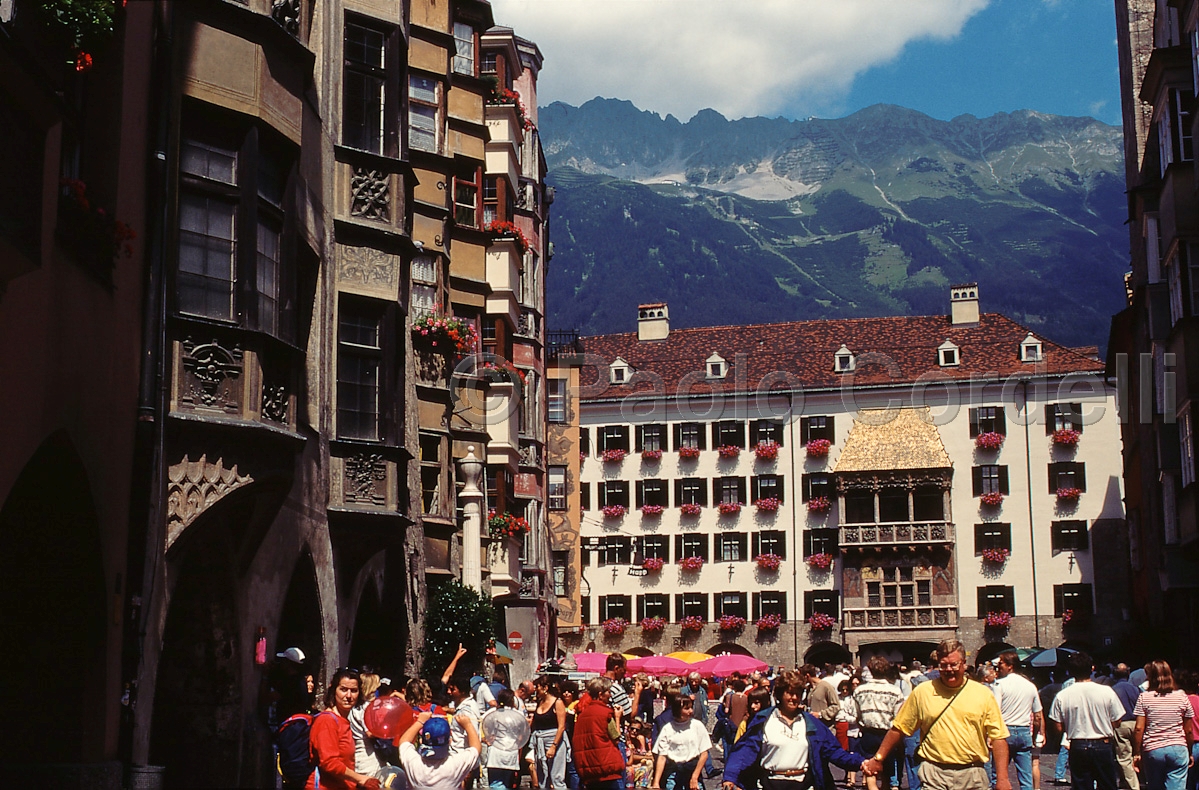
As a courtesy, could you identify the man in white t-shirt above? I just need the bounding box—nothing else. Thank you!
[472,675,498,710]
[1049,652,1125,790]
[400,712,481,790]
[447,673,486,754]
[994,651,1045,790]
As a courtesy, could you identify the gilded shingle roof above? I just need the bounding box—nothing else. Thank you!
[833,407,951,472]
[578,312,1102,401]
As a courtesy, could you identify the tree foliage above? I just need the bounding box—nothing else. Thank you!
[422,580,495,680]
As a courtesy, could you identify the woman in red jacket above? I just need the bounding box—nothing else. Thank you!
[573,678,627,790]
[306,669,382,790]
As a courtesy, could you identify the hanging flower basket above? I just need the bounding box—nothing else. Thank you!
[56,179,136,286]
[980,492,1005,507]
[679,556,705,572]
[981,547,1010,564]
[755,497,781,513]
[808,612,837,632]
[412,314,478,354]
[680,615,706,632]
[985,611,1013,628]
[1062,608,1076,624]
[807,553,833,571]
[487,509,529,538]
[640,504,664,516]
[1053,429,1081,447]
[484,82,534,131]
[641,449,663,461]
[678,445,701,460]
[640,616,666,632]
[1056,487,1082,502]
[484,220,530,256]
[807,496,831,514]
[642,557,665,572]
[602,504,627,518]
[479,359,526,387]
[601,618,629,636]
[806,439,831,458]
[975,432,1004,451]
[756,613,783,631]
[718,615,747,632]
[755,441,780,461]
[755,553,782,571]
[601,449,627,463]
[679,502,703,516]
[718,502,742,516]
[717,445,741,459]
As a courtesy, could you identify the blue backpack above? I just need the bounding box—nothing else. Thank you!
[276,712,318,785]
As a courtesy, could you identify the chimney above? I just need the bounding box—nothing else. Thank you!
[637,303,669,341]
[950,283,979,325]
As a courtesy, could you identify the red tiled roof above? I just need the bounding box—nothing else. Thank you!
[577,313,1103,401]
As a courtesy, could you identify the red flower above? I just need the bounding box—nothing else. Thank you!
[75,51,94,72]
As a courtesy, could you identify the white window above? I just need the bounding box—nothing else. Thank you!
[548,466,566,510]
[409,76,439,153]
[706,353,727,379]
[1181,408,1196,487]
[547,378,566,424]
[1020,333,1043,363]
[452,21,475,75]
[834,344,855,373]
[1159,89,1194,178]
[938,340,961,367]
[610,357,631,384]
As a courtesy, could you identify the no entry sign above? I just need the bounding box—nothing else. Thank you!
[508,631,523,651]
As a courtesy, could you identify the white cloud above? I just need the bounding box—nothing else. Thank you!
[492,0,991,120]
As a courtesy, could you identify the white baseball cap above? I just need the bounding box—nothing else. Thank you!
[276,647,306,664]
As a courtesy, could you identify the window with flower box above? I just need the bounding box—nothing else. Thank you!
[638,593,670,621]
[712,420,746,448]
[599,595,631,622]
[635,479,668,508]
[674,422,706,451]
[1053,583,1093,617]
[675,478,708,507]
[637,535,669,562]
[1051,520,1089,552]
[716,592,748,619]
[579,482,590,511]
[974,523,1011,555]
[972,465,1009,496]
[598,425,630,452]
[547,466,566,511]
[977,586,1015,617]
[718,533,748,562]
[597,481,629,509]
[804,591,839,619]
[1045,403,1083,434]
[753,530,786,559]
[969,407,1006,437]
[753,591,787,620]
[714,477,746,506]
[410,253,439,319]
[750,420,785,445]
[752,475,783,503]
[408,74,440,153]
[675,534,710,564]
[452,21,476,76]
[597,537,632,567]
[674,593,708,622]
[802,474,831,502]
[1048,463,1086,493]
[803,529,836,558]
[801,416,835,444]
[635,424,666,452]
[454,172,480,228]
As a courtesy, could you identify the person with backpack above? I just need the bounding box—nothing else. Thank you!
[304,668,383,790]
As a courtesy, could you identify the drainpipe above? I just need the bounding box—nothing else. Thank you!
[788,393,800,667]
[1022,379,1042,648]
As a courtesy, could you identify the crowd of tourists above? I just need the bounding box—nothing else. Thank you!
[264,640,1197,790]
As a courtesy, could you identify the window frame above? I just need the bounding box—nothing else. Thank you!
[754,529,787,559]
[597,480,629,509]
[453,171,481,229]
[801,415,835,444]
[1054,583,1094,617]
[675,533,709,563]
[969,406,1006,438]
[752,474,783,503]
[547,377,567,424]
[336,295,389,441]
[753,591,787,620]
[715,591,748,619]
[599,594,631,622]
[675,592,709,622]
[635,479,668,508]
[802,528,836,558]
[674,422,707,451]
[972,465,1010,496]
[712,420,746,449]
[750,419,784,446]
[597,537,632,567]
[717,532,748,562]
[452,20,477,76]
[408,73,441,154]
[1051,520,1089,553]
[1047,462,1087,494]
[973,523,1012,554]
[675,478,708,507]
[804,590,840,619]
[801,473,831,502]
[637,593,670,621]
[635,423,666,453]
[977,585,1016,616]
[547,466,567,511]
[342,16,398,156]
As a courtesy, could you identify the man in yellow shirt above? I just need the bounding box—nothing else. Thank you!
[861,640,1010,790]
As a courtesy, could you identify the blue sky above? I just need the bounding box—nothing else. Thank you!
[493,0,1124,127]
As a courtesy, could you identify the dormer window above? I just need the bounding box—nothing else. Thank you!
[834,344,855,373]
[706,353,727,379]
[938,340,961,367]
[1020,334,1043,363]
[610,356,632,384]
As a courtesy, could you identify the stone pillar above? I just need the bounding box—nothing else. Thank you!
[460,446,485,590]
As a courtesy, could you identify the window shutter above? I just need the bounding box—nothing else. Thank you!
[751,532,761,557]
[634,425,644,453]
[618,426,630,450]
[972,466,983,496]
[712,477,720,505]
[752,592,761,620]
[580,428,590,455]
[580,482,590,510]
[969,409,981,438]
[735,421,746,448]
[672,424,681,451]
[803,592,814,620]
[800,418,810,445]
[998,466,1010,495]
[1045,405,1055,436]
[774,421,784,448]
[977,587,988,617]
[1053,585,1064,617]
[996,409,1007,436]
[1071,403,1084,433]
[1074,462,1087,492]
[674,535,683,560]
[1005,587,1016,615]
[598,484,608,508]
[674,594,684,622]
[635,480,645,508]
[737,477,747,504]
[711,423,720,448]
[699,595,709,622]
[581,546,590,567]
[1048,463,1059,494]
[698,482,708,507]
[674,479,683,506]
[775,476,784,504]
[597,427,608,452]
[827,416,836,442]
[697,425,707,451]
[637,596,646,622]
[749,420,760,445]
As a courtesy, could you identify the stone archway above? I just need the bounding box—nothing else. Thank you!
[804,641,853,667]
[0,433,107,765]
[349,580,390,672]
[974,641,1014,666]
[277,549,324,676]
[705,642,755,657]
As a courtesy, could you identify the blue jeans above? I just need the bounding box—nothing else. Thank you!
[491,769,519,790]
[1057,744,1070,782]
[1187,742,1199,790]
[663,759,702,790]
[1069,739,1118,790]
[1141,745,1190,790]
[1007,726,1034,790]
[905,731,921,790]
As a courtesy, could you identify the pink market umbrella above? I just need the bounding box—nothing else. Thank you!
[628,655,690,676]
[572,652,611,673]
[693,654,768,678]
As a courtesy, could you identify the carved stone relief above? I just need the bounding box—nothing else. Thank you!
[180,338,243,414]
[271,0,301,35]
[350,167,390,221]
[261,381,289,424]
[166,454,254,549]
[344,453,387,507]
[339,245,398,288]
[415,349,447,385]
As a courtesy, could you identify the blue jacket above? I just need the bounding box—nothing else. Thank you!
[724,707,866,790]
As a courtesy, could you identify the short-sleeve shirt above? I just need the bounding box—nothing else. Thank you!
[1049,681,1124,740]
[992,673,1043,728]
[399,741,479,790]
[892,679,1008,765]
[451,698,484,753]
[651,717,712,764]
[1133,690,1195,753]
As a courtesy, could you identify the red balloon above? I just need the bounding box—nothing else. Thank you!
[364,696,414,740]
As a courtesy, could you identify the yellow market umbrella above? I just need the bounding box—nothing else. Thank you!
[622,653,639,660]
[667,651,712,664]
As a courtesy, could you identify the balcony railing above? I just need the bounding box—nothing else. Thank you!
[843,606,957,630]
[546,330,582,361]
[840,521,954,548]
